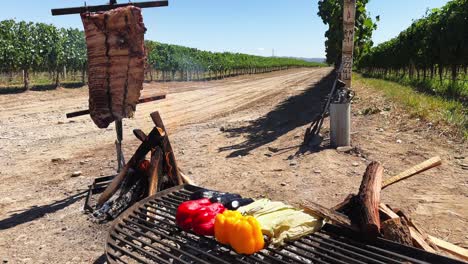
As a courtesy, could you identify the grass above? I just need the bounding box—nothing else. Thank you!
[354,73,467,140]
[360,72,468,101]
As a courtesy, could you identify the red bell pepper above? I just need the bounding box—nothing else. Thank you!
[176,198,225,236]
[192,203,225,236]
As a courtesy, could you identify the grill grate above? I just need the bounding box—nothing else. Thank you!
[106,185,464,264]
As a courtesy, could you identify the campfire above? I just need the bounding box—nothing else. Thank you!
[91,111,193,221]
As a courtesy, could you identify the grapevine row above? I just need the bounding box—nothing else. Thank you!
[0,20,323,90]
[356,0,468,99]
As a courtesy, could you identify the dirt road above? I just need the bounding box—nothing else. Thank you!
[0,68,466,263]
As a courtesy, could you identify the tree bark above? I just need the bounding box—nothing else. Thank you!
[55,70,61,88]
[23,69,30,90]
[381,218,413,246]
[356,161,383,239]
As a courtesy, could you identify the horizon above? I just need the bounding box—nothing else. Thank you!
[0,0,450,58]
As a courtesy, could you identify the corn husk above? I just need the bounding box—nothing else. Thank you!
[238,199,325,246]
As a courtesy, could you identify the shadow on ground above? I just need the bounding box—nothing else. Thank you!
[0,82,85,95]
[0,190,87,230]
[219,71,336,158]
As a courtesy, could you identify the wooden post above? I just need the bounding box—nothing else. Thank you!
[330,0,355,147]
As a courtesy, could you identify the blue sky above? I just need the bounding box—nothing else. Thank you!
[0,0,450,58]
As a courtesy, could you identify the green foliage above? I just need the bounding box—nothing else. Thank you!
[317,0,378,66]
[144,41,322,76]
[356,0,468,100]
[0,20,87,88]
[355,73,467,139]
[0,19,323,89]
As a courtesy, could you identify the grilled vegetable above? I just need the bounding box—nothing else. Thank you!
[209,193,242,204]
[176,198,225,236]
[214,210,264,255]
[238,199,325,246]
[214,210,243,244]
[192,203,226,236]
[225,198,255,210]
[190,189,223,200]
[175,198,211,230]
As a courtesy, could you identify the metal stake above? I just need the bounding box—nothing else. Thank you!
[115,120,125,172]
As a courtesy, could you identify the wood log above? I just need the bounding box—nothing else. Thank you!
[133,129,148,142]
[356,161,383,239]
[331,194,356,213]
[428,235,468,261]
[179,170,196,185]
[382,156,441,189]
[300,202,360,232]
[150,111,183,186]
[381,218,413,246]
[379,203,399,221]
[97,124,165,206]
[394,208,439,251]
[409,226,437,253]
[147,148,163,196]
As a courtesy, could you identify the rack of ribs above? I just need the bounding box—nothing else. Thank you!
[81,6,146,128]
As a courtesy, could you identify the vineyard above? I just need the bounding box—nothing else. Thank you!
[355,0,468,100]
[0,20,323,91]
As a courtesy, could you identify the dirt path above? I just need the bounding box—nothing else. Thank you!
[0,68,466,263]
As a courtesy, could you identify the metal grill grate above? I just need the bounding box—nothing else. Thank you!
[106,185,464,264]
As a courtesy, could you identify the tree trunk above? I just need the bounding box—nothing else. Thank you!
[55,70,60,88]
[438,65,443,84]
[23,69,30,90]
[451,64,457,83]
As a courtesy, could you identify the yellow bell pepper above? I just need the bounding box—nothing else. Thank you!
[214,210,264,255]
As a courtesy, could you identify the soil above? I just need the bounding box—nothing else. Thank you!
[0,68,466,263]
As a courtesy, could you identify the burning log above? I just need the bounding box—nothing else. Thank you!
[92,111,188,221]
[97,124,166,206]
[147,148,163,197]
[151,111,183,186]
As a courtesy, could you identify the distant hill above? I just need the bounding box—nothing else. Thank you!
[277,57,326,64]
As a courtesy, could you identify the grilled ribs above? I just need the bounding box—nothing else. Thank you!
[81,6,146,128]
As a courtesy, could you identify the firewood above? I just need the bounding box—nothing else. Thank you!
[382,156,441,189]
[133,129,148,142]
[300,202,360,232]
[379,203,399,221]
[428,235,468,261]
[331,194,355,213]
[355,161,383,239]
[409,226,437,253]
[381,218,413,246]
[394,208,439,251]
[97,124,166,206]
[150,111,183,186]
[179,170,196,185]
[147,148,163,196]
